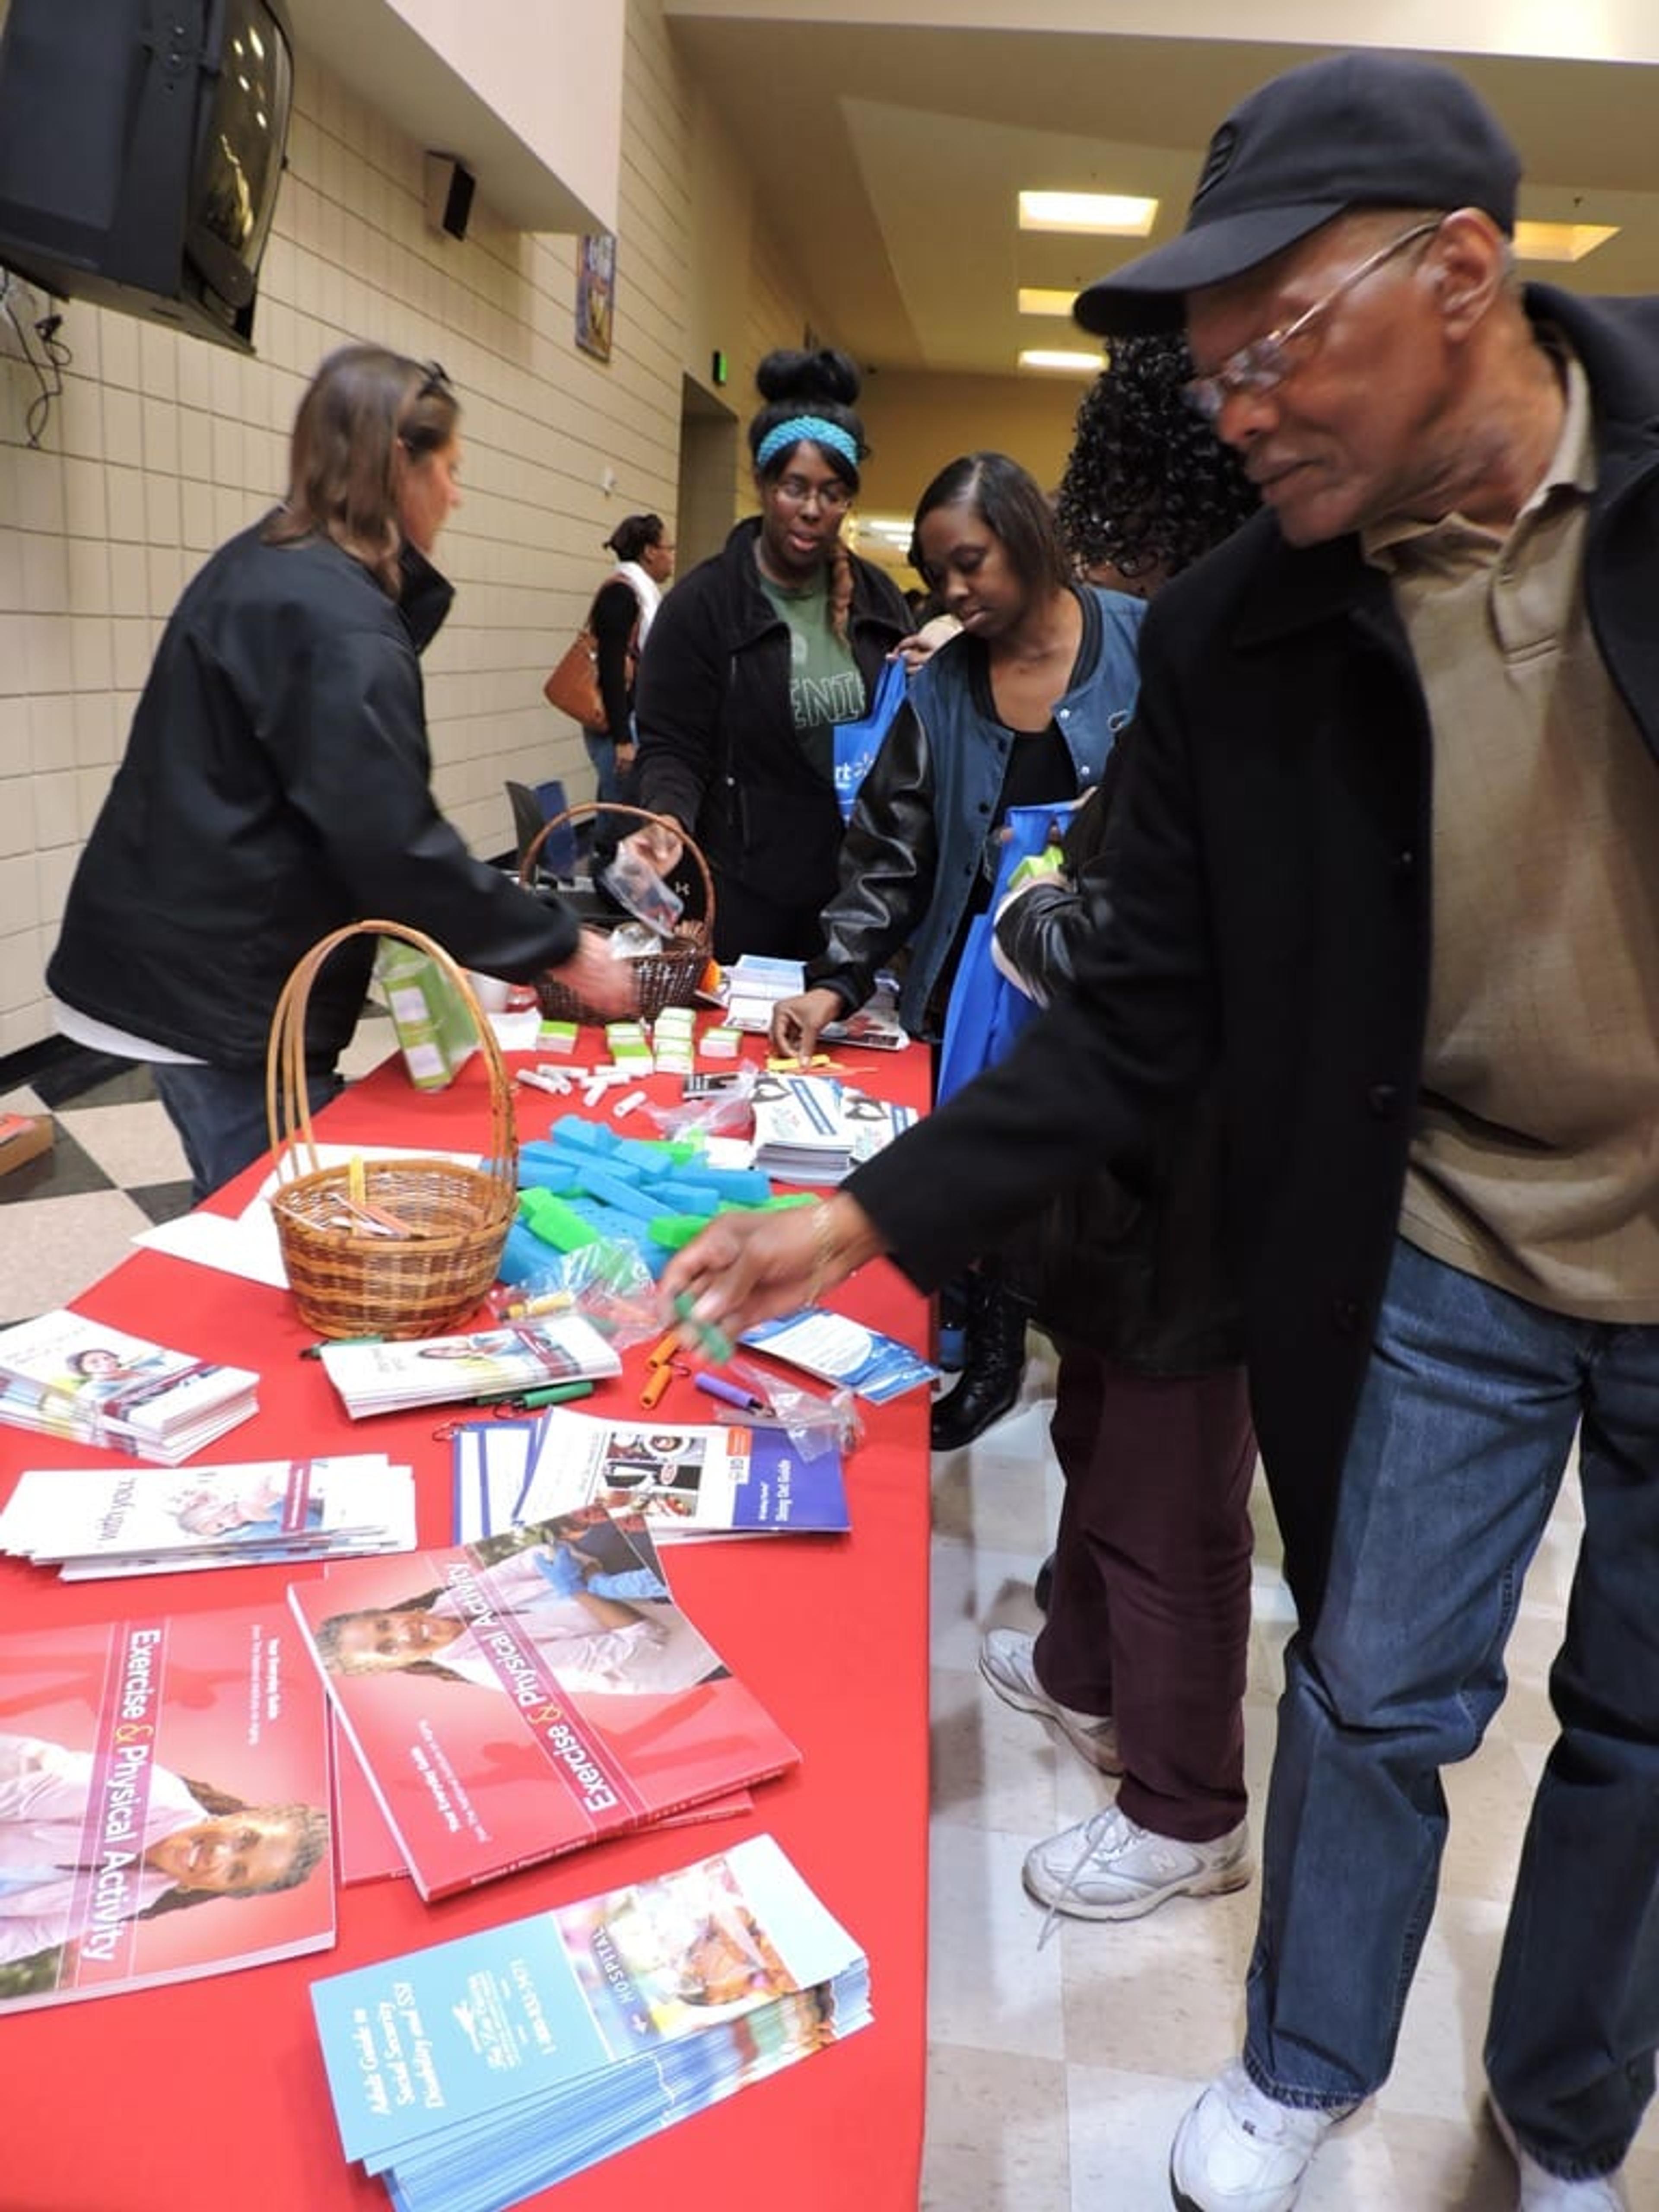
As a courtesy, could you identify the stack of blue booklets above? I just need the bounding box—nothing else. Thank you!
[310,1833,869,2211]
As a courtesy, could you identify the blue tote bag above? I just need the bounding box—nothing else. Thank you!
[832,655,909,823]
[934,799,1079,1106]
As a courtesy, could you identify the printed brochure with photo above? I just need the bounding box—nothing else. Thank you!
[287,1522,798,1899]
[451,1406,849,1545]
[0,1603,334,2013]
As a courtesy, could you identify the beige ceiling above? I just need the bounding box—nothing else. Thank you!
[663,16,1659,380]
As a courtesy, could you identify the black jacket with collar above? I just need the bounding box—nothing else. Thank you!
[848,286,1659,1618]
[48,522,581,1069]
[632,518,909,916]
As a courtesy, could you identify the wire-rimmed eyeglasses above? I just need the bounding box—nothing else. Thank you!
[1183,221,1442,423]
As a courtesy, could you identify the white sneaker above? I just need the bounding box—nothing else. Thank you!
[977,1627,1122,1774]
[1169,2062,1347,2212]
[1490,2098,1630,2209]
[1023,1805,1252,1922]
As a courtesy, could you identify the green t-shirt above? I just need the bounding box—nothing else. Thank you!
[758,565,864,780]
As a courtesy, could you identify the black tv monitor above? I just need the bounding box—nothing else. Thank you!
[0,0,294,353]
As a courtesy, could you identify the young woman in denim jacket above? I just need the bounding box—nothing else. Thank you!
[770,451,1145,1447]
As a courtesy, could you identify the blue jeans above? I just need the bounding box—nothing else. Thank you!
[153,1061,343,1205]
[1246,1237,1659,2182]
[583,727,625,806]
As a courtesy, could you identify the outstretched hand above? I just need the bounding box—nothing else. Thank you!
[546,927,638,1018]
[659,1194,886,1343]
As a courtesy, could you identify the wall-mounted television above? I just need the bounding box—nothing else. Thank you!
[0,0,294,353]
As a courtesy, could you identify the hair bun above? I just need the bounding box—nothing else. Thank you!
[754,345,861,408]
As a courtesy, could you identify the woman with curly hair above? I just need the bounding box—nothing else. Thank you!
[1055,330,1262,596]
[977,332,1267,1928]
[626,347,910,961]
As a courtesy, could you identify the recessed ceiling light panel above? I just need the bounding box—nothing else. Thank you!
[1018,191,1157,237]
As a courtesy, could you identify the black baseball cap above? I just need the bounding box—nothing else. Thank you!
[1074,53,1522,336]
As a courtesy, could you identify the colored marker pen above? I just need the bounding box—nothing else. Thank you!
[693,1371,768,1414]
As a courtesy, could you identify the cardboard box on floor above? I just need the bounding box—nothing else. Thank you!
[0,1113,54,1176]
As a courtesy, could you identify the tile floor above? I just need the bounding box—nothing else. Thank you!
[1,1030,1653,2210]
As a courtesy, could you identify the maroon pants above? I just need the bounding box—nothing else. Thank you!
[1034,1344,1257,1843]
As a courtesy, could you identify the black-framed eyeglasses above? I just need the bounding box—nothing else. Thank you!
[417,359,453,400]
[770,473,852,513]
[1183,221,1442,423]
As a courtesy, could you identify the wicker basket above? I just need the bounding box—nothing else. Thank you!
[264,920,518,1339]
[522,801,716,1025]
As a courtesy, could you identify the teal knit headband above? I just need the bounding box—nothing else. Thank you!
[756,416,859,471]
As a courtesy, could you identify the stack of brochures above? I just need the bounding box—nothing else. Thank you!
[451,1405,850,1545]
[310,1832,870,2209]
[316,1312,623,1420]
[721,951,806,1033]
[0,1453,418,1581]
[286,1519,801,1899]
[0,1308,260,1463]
[0,1601,335,2015]
[749,1071,918,1186]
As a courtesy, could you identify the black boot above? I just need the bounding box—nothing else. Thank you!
[1033,1551,1055,1613]
[930,1271,1028,1451]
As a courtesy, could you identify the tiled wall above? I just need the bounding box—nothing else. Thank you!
[0,0,810,1063]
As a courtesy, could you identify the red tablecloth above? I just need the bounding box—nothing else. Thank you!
[0,1040,933,2212]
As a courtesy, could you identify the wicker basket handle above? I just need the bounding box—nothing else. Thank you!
[264,920,518,1197]
[518,801,716,950]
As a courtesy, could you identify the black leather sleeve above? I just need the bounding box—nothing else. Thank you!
[803,697,940,1012]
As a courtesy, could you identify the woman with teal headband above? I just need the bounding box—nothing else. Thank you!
[627,346,909,962]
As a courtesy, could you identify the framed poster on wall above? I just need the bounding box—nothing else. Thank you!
[576,233,616,362]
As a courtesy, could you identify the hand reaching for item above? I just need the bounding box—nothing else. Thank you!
[770,985,845,1062]
[546,927,639,1018]
[624,820,684,877]
[659,1193,886,1343]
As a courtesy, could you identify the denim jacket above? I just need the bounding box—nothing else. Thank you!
[805,583,1145,1038]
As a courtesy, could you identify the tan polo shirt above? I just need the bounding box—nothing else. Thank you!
[1363,351,1659,1321]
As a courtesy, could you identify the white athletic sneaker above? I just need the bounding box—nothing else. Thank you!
[977,1627,1122,1775]
[1490,2098,1630,2210]
[1022,1805,1252,1923]
[1169,2062,1347,2212]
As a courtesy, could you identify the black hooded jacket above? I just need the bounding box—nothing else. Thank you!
[49,521,580,1069]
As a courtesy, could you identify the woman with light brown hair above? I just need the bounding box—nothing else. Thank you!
[48,343,632,1200]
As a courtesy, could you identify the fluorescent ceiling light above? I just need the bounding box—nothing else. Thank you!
[1019,349,1100,375]
[1512,220,1618,263]
[1019,191,1157,237]
[1018,287,1080,317]
[851,514,914,547]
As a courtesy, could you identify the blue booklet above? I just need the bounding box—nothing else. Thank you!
[738,1308,936,1403]
[310,1833,870,2207]
[450,1407,850,1545]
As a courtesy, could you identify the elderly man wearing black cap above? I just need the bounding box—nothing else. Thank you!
[659,48,1659,2212]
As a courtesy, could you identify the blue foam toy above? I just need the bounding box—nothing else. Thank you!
[650,1180,719,1215]
[547,1116,617,1154]
[576,1169,666,1220]
[515,1155,578,1194]
[664,1164,774,1205]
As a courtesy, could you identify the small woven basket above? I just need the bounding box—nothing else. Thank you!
[264,920,518,1339]
[522,801,715,1025]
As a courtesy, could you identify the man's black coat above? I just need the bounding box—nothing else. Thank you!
[849,286,1659,1617]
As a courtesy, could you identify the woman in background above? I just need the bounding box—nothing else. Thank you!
[770,451,1144,1451]
[626,348,909,962]
[583,512,675,808]
[47,344,632,1201]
